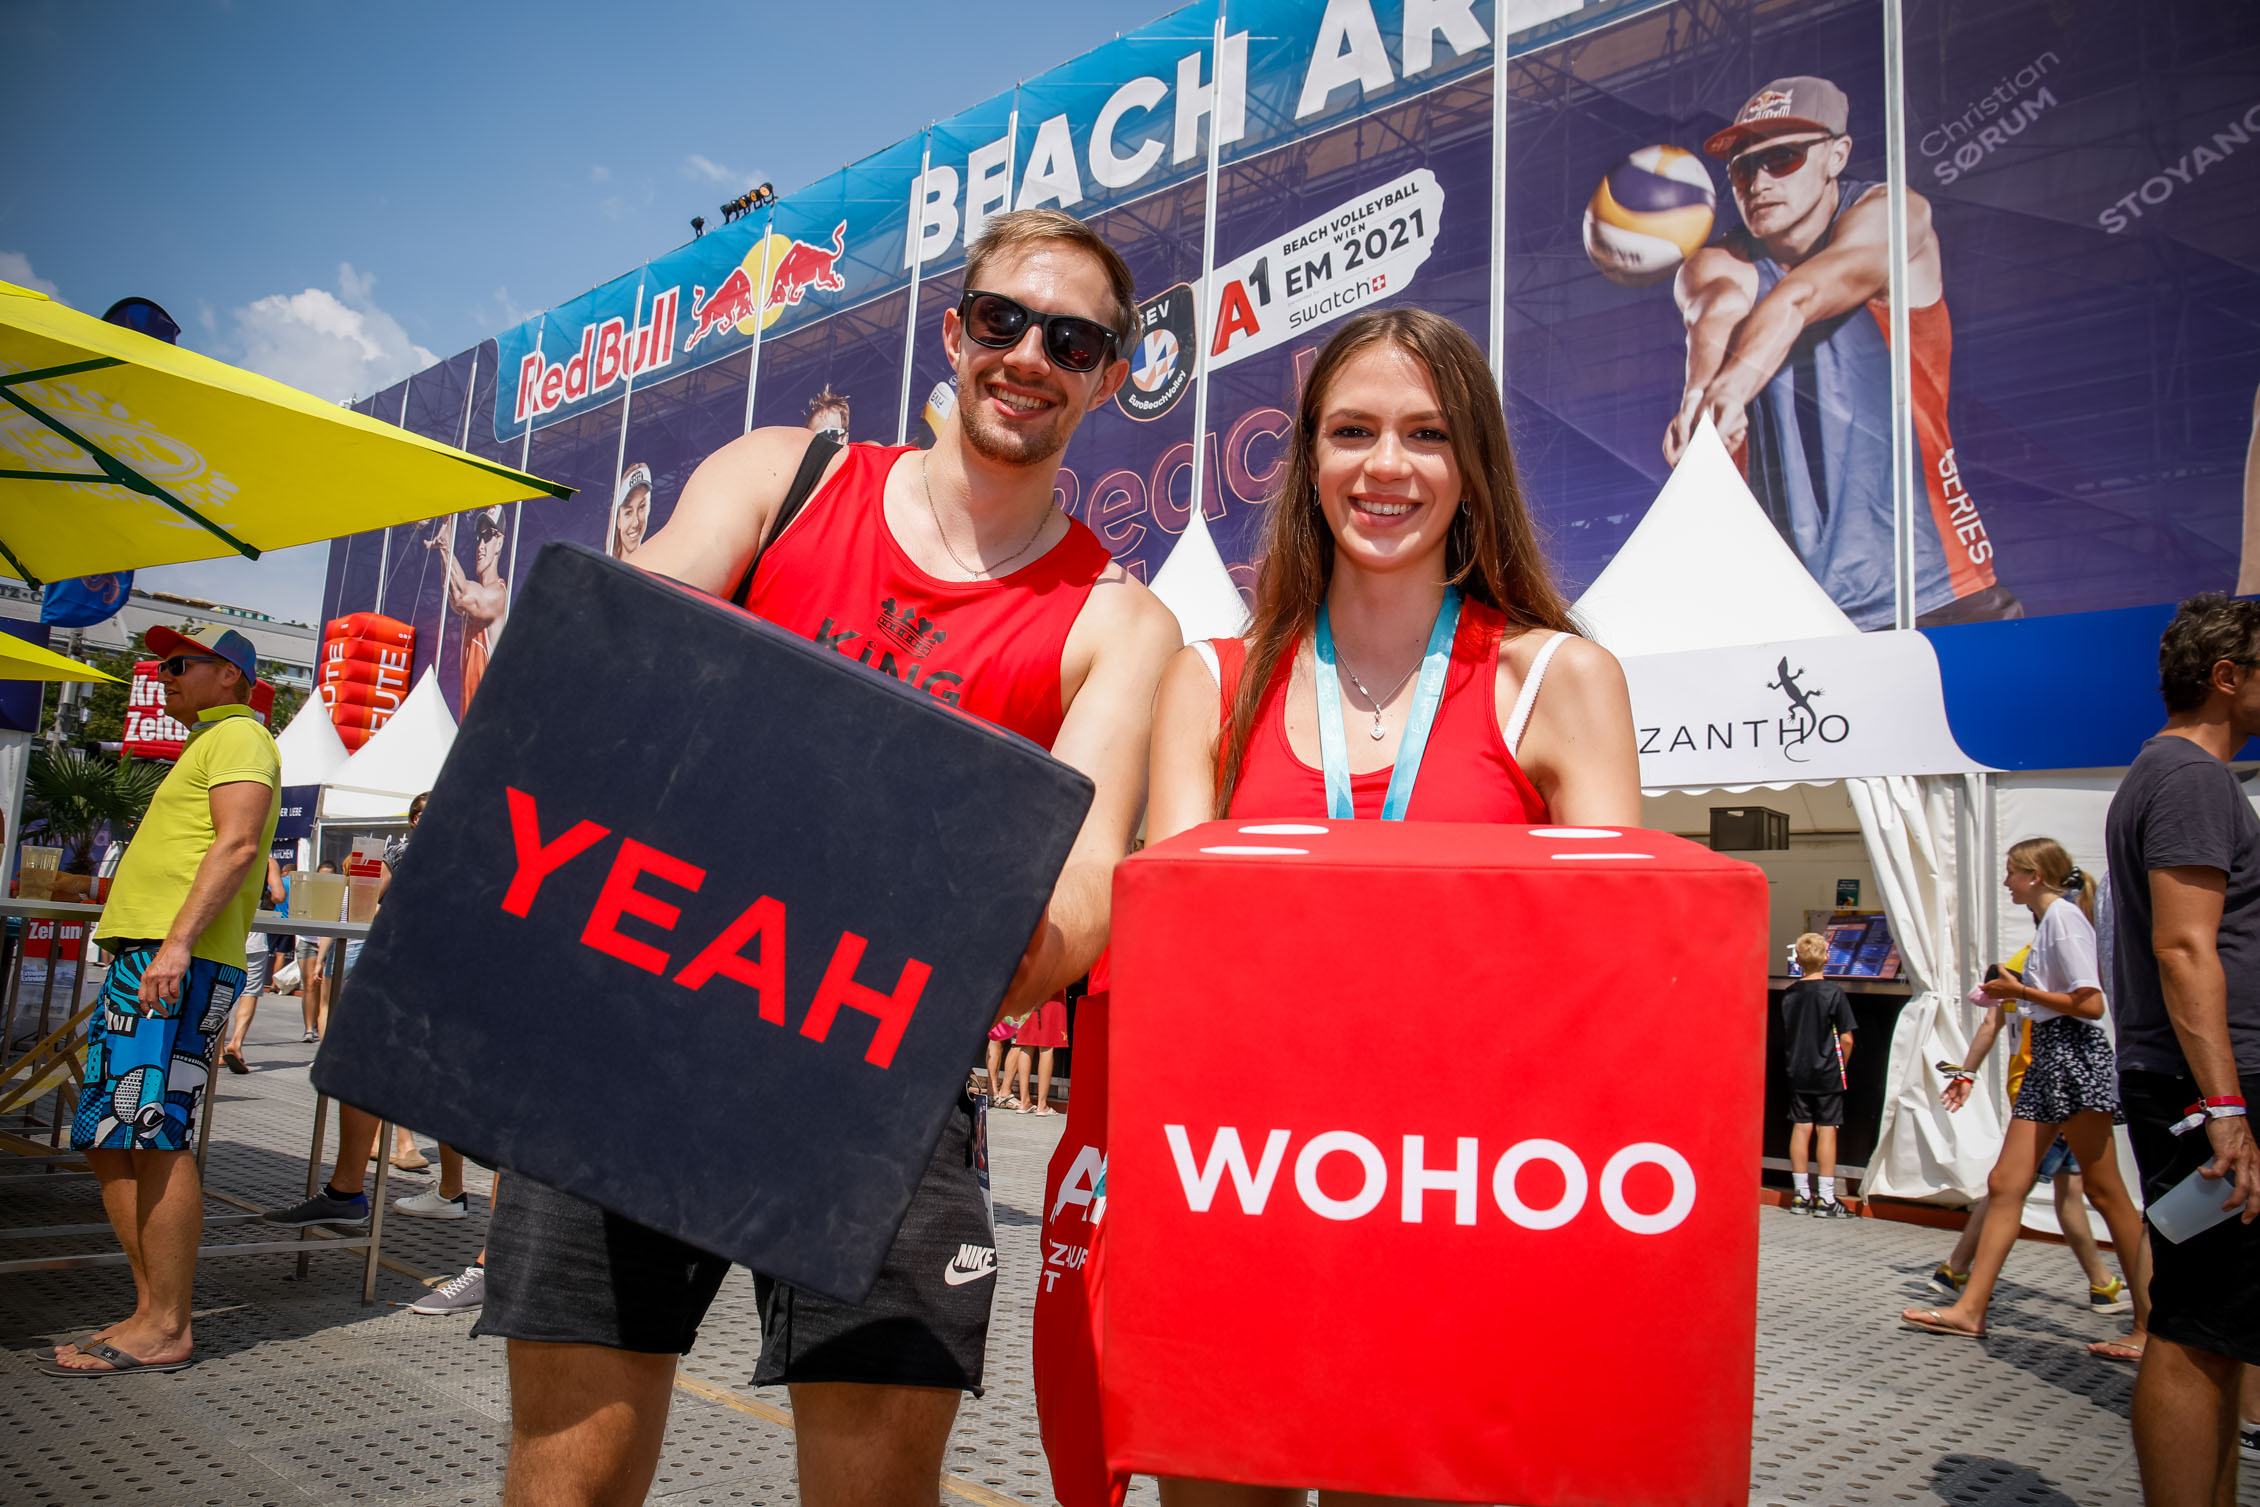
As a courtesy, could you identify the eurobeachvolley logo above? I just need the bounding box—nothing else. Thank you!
[1117,283,1196,423]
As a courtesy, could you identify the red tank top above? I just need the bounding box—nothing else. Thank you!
[1215,600,1551,823]
[743,444,1112,747]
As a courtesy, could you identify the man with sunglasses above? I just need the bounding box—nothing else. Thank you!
[1663,76,2021,630]
[49,626,278,1376]
[478,207,1181,1507]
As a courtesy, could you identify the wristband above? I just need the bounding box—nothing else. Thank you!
[2171,1096,2250,1136]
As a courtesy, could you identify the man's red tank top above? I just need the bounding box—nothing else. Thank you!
[1213,599,1552,823]
[743,444,1113,748]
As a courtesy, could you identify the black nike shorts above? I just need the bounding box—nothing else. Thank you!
[477,1092,997,1390]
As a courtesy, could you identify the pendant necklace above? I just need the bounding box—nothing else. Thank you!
[923,456,1051,578]
[1334,653,1419,740]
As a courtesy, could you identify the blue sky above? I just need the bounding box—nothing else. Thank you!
[5,0,1171,628]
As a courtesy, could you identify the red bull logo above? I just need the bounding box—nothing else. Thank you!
[684,222,851,351]
[685,266,758,352]
[513,287,681,424]
[767,221,849,310]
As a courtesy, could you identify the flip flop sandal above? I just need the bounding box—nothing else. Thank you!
[40,1333,106,1360]
[391,1152,430,1171]
[1900,1310,1987,1339]
[2088,1339,2144,1363]
[41,1341,194,1377]
[221,1049,248,1075]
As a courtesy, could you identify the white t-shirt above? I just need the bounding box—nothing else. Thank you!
[2022,896,2102,1024]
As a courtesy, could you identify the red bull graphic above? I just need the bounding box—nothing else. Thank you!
[514,286,681,425]
[685,222,851,352]
[767,221,848,311]
[685,265,758,352]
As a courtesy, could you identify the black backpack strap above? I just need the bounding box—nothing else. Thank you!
[731,431,844,607]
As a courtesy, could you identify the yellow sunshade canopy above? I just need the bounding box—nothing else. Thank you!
[0,280,570,586]
[0,634,120,683]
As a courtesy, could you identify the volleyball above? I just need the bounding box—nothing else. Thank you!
[1581,145,1717,287]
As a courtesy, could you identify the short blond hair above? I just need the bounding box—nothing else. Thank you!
[965,208,1138,347]
[1794,933,1830,972]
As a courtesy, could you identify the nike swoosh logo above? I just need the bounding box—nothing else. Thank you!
[943,1256,996,1286]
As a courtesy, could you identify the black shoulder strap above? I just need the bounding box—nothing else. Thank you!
[731,432,844,607]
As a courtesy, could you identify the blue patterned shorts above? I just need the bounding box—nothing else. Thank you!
[72,944,245,1152]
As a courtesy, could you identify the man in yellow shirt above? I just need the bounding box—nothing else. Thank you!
[48,625,279,1377]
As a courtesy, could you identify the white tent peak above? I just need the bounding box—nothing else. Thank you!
[320,668,457,820]
[1150,514,1251,644]
[272,693,351,789]
[1571,414,1857,657]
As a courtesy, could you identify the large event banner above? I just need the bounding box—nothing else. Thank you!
[614,348,753,566]
[380,349,478,692]
[1902,0,2260,615]
[1201,65,1496,593]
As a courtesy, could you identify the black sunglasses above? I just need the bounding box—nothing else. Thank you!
[158,654,222,676]
[1728,135,1837,188]
[958,290,1119,373]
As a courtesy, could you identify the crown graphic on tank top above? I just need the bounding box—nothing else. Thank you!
[877,597,950,659]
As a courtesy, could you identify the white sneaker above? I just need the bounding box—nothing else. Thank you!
[301,1029,319,1043]
[408,1264,485,1315]
[392,1187,468,1220]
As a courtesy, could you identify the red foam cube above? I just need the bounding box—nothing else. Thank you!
[1104,820,1769,1506]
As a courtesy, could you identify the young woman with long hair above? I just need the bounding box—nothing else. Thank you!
[1143,307,1639,1506]
[1900,837,2152,1358]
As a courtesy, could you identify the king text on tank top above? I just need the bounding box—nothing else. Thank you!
[1214,600,1550,823]
[741,444,1113,748]
[1734,177,1999,629]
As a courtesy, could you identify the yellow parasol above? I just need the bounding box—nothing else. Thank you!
[0,279,570,586]
[0,634,119,683]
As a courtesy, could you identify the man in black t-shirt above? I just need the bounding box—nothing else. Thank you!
[2105,592,2260,1506]
[1781,932,1857,1217]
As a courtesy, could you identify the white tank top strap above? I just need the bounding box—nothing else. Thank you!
[1191,639,1221,685]
[1503,631,1570,759]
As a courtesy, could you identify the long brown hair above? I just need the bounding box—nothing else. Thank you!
[2006,836,2096,924]
[1215,308,1576,812]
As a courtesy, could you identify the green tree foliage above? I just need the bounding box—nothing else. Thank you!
[24,747,166,872]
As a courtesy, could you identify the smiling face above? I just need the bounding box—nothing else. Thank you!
[1310,342,1464,579]
[475,528,505,577]
[614,487,649,553]
[1729,130,1849,242]
[942,242,1128,468]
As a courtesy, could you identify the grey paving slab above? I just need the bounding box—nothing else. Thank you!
[2,1000,2251,1506]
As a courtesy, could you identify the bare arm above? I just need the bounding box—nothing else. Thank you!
[140,781,272,1013]
[1698,188,1908,426]
[630,427,847,596]
[1146,644,1229,845]
[998,575,1181,1017]
[1942,1001,2005,1111]
[2151,864,2260,1221]
[2240,384,2260,596]
[1508,635,1641,828]
[1664,247,1757,464]
[1982,973,2104,1020]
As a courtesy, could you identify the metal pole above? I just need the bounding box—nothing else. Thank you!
[375,379,411,611]
[1487,18,1509,392]
[608,275,650,554]
[1882,0,1917,632]
[742,206,778,433]
[1184,7,1229,535]
[896,130,936,447]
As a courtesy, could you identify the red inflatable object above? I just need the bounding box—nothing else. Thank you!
[323,612,415,649]
[1103,821,1768,1506]
[320,680,405,713]
[322,638,413,669]
[319,699,395,731]
[319,659,411,691]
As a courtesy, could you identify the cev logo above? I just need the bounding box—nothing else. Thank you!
[1163,1126,1696,1234]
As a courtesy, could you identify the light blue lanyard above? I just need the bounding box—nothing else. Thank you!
[1313,587,1462,821]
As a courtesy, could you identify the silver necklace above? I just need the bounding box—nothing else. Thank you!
[922,457,1052,578]
[1333,651,1419,740]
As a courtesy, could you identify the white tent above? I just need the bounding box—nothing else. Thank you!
[319,668,457,822]
[272,694,353,790]
[1575,421,1996,1212]
[1573,418,1857,655]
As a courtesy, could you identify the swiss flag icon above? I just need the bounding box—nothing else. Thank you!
[1102,821,1769,1505]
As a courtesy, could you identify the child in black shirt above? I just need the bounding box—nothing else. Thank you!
[1782,932,1858,1216]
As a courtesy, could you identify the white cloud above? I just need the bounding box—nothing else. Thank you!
[232,262,434,404]
[0,251,63,302]
[683,153,764,189]
[591,164,612,182]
